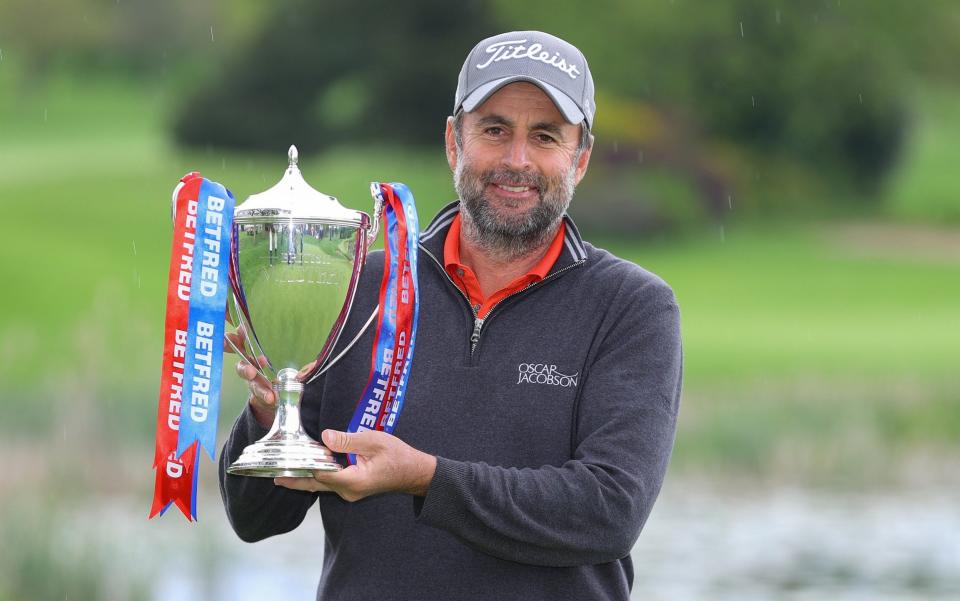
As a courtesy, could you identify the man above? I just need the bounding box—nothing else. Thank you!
[221,31,682,600]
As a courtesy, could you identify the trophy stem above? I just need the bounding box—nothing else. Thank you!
[274,369,306,438]
[227,368,342,477]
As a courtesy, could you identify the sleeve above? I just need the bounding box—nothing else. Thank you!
[218,404,319,542]
[413,280,682,567]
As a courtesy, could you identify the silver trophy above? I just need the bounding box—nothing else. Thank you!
[223,145,380,477]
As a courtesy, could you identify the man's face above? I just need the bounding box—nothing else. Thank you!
[445,82,592,256]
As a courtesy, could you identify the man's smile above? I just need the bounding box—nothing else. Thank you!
[488,181,540,200]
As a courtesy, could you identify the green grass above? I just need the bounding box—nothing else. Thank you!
[604,223,960,385]
[1,71,957,480]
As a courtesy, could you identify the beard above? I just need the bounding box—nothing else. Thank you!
[454,157,578,260]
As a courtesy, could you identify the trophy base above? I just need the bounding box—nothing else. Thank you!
[227,438,342,478]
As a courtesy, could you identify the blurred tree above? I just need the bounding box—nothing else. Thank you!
[0,0,269,85]
[0,0,114,82]
[172,0,501,153]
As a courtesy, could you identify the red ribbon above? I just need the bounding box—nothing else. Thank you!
[150,172,202,520]
[375,185,412,431]
[346,183,420,463]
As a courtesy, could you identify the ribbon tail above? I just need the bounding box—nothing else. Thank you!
[149,443,198,521]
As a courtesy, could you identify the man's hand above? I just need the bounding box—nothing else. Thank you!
[274,429,437,501]
[225,324,277,429]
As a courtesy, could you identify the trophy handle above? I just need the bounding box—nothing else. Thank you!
[306,305,379,383]
[367,183,384,246]
[226,297,274,383]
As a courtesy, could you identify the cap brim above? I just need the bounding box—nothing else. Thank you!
[460,76,585,126]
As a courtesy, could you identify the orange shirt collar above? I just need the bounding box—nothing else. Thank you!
[444,212,566,317]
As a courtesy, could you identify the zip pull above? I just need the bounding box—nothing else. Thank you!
[470,317,484,353]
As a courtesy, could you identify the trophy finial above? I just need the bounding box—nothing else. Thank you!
[288,145,298,167]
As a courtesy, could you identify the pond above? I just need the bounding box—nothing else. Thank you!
[29,479,960,600]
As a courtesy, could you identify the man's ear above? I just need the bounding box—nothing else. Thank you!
[574,132,594,185]
[445,116,458,172]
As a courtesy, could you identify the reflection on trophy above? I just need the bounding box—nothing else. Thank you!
[225,145,380,477]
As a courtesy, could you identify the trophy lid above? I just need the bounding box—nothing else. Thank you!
[234,145,366,226]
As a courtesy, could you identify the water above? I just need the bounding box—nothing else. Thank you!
[48,482,960,600]
[631,481,959,600]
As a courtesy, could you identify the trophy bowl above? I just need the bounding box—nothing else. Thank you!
[225,145,380,477]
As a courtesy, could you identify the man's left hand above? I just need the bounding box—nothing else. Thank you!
[274,429,437,501]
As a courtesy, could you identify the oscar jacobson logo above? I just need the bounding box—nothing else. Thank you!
[517,363,579,387]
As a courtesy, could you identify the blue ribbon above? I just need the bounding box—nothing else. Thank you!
[177,179,235,460]
[347,183,419,462]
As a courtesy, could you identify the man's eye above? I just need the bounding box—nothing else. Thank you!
[535,134,557,144]
[485,127,504,136]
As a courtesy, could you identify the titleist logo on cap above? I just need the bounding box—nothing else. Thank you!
[475,39,582,79]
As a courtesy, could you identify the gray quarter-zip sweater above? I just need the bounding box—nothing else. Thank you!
[220,201,683,600]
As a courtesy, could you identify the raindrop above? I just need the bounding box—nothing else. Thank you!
[43,108,48,122]
[776,10,781,25]
[751,95,756,108]
[739,21,745,38]
[637,150,644,164]
[727,195,733,210]
[858,93,863,104]
[613,140,619,153]
[210,26,215,43]
[719,225,726,243]
[0,48,3,61]
[132,240,138,256]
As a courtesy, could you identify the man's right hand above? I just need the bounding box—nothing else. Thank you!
[225,325,277,429]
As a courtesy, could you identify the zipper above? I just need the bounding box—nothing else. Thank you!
[421,244,585,356]
[473,260,585,353]
[421,246,482,354]
[469,317,484,352]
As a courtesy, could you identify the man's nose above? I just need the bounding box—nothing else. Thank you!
[501,136,532,171]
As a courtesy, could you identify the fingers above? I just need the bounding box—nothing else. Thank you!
[223,323,247,354]
[224,332,240,354]
[235,355,271,382]
[297,359,319,380]
[236,356,276,411]
[321,429,349,453]
[247,378,276,406]
[308,466,366,502]
[320,429,369,454]
[304,431,435,501]
[235,359,254,381]
[320,429,391,458]
[274,477,332,493]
